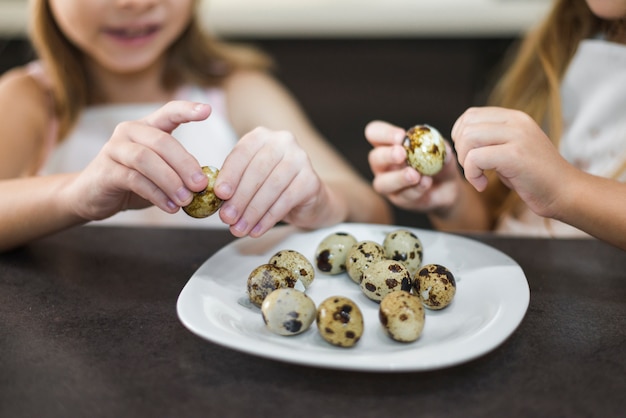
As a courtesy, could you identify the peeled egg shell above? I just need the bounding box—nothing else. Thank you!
[360,259,412,302]
[316,296,364,348]
[383,229,424,277]
[345,240,386,284]
[261,288,316,336]
[413,263,456,310]
[403,124,446,176]
[183,166,223,218]
[269,249,315,289]
[379,291,425,342]
[315,232,358,275]
[247,264,299,307]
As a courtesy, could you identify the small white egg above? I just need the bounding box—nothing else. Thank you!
[413,263,456,310]
[269,249,315,289]
[379,291,425,342]
[360,259,412,302]
[316,296,364,348]
[246,264,299,307]
[261,288,316,336]
[345,240,386,284]
[314,232,358,275]
[383,229,424,277]
[403,125,446,176]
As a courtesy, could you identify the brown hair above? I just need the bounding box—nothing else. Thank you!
[28,0,272,141]
[482,0,605,224]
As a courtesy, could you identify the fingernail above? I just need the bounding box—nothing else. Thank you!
[221,204,237,222]
[192,171,206,184]
[215,182,232,198]
[176,187,192,203]
[166,200,178,211]
[232,218,248,234]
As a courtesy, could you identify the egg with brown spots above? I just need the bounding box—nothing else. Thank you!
[379,291,425,342]
[269,249,315,289]
[345,240,386,284]
[183,166,223,218]
[383,229,424,277]
[247,264,299,308]
[261,288,316,336]
[413,263,456,310]
[316,296,364,348]
[315,232,358,275]
[360,259,412,302]
[403,124,446,176]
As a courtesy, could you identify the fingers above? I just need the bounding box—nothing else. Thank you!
[216,128,314,236]
[105,101,212,209]
[364,120,406,147]
[141,101,211,133]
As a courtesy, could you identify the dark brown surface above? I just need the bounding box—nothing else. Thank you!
[1,225,624,418]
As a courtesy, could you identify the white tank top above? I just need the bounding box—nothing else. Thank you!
[39,85,238,228]
[496,39,626,237]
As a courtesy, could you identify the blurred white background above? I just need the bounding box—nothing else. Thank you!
[1,0,551,37]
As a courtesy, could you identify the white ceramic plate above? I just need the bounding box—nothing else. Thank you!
[177,223,529,372]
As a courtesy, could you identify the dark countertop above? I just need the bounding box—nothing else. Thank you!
[1,225,624,418]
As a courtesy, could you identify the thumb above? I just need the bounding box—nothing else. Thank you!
[142,101,212,133]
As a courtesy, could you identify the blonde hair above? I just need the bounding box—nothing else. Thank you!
[482,0,604,224]
[28,0,272,141]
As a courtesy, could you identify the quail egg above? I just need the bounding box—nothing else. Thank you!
[261,288,316,336]
[345,240,386,284]
[316,296,364,348]
[315,232,358,275]
[383,229,424,276]
[269,249,315,289]
[413,263,456,310]
[360,259,412,302]
[247,264,299,307]
[379,291,425,342]
[183,166,223,218]
[403,124,446,176]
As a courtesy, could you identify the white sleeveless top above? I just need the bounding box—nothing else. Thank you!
[496,39,626,237]
[39,85,238,228]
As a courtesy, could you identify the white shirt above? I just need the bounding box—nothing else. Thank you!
[39,85,238,228]
[497,39,626,237]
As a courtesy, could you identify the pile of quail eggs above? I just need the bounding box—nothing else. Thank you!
[246,228,456,348]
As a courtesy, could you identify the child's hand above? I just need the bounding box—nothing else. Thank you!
[364,120,462,213]
[451,107,572,218]
[67,101,211,220]
[214,127,327,237]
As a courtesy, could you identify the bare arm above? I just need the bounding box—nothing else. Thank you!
[453,106,626,251]
[0,69,213,252]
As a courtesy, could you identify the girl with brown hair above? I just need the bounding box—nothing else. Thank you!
[0,0,392,252]
[366,0,626,250]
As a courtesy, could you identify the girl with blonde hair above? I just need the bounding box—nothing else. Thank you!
[366,0,626,250]
[0,0,392,252]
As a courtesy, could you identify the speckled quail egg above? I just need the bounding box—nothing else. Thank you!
[403,124,446,176]
[247,264,299,307]
[345,240,386,284]
[183,166,223,218]
[379,291,425,343]
[360,259,413,302]
[413,263,456,310]
[315,232,358,275]
[383,229,424,277]
[261,288,316,336]
[316,296,364,348]
[269,249,315,289]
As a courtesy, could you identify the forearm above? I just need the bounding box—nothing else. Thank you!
[330,178,393,225]
[0,174,87,252]
[428,179,491,232]
[556,172,626,251]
